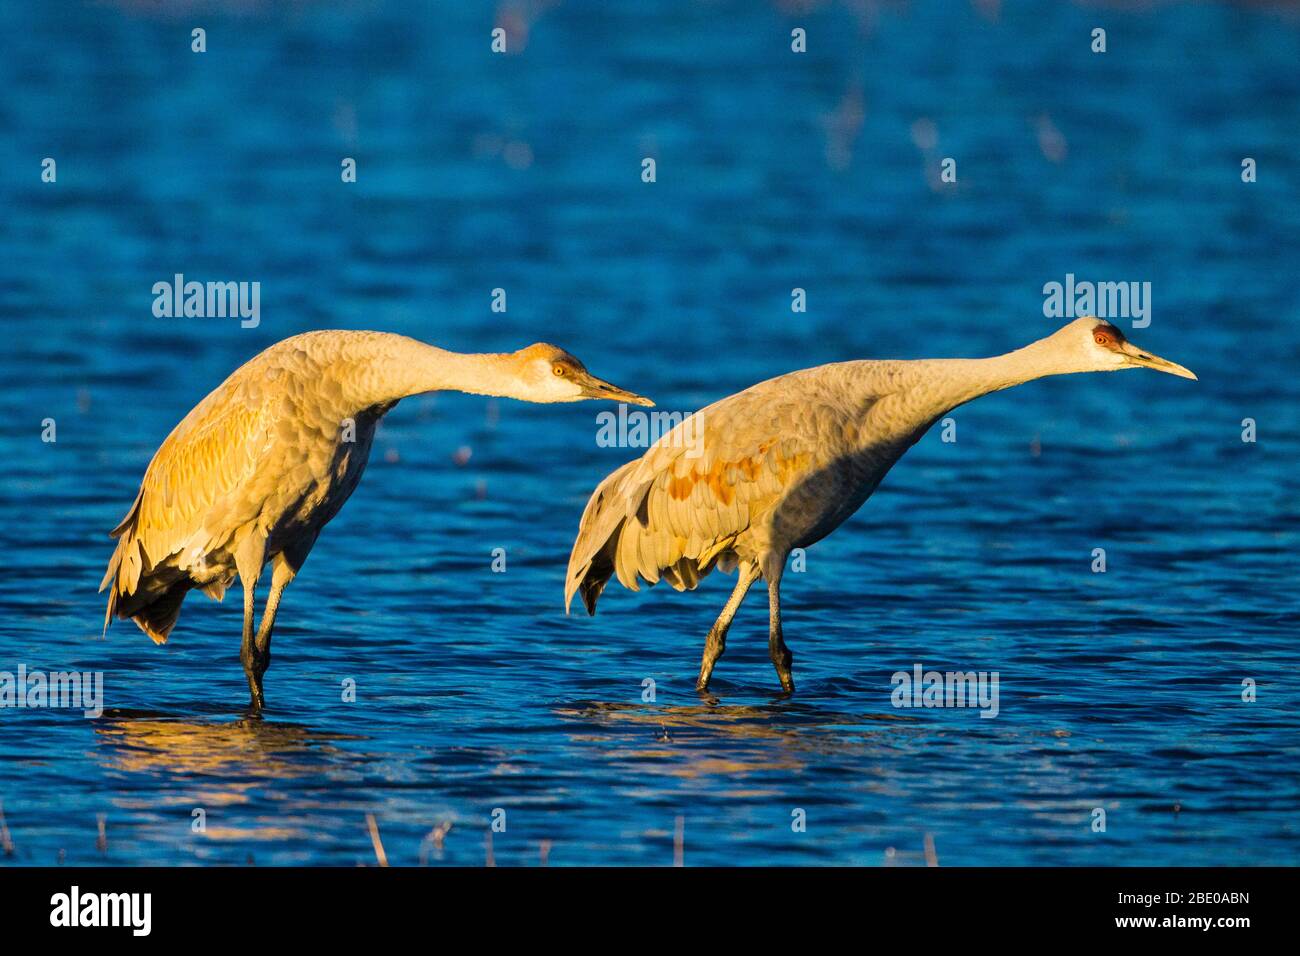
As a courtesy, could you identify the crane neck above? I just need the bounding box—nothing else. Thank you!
[871,333,1092,440]
[922,333,1090,412]
[344,335,527,408]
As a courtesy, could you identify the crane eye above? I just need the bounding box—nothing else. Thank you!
[553,365,566,376]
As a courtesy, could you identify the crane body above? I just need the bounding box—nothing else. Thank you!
[102,329,651,710]
[566,318,1196,693]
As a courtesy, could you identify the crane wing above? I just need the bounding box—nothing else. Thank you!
[100,384,277,634]
[565,382,834,614]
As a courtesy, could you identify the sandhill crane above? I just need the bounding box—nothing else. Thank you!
[101,330,652,711]
[565,318,1195,694]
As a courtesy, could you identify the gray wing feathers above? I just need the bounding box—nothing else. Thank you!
[563,402,793,614]
[563,365,894,617]
[564,459,646,614]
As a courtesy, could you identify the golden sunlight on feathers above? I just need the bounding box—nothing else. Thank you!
[101,330,650,711]
[566,318,1196,693]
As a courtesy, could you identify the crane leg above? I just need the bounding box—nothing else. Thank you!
[249,553,299,708]
[234,534,268,713]
[239,579,262,711]
[767,574,795,694]
[696,561,760,692]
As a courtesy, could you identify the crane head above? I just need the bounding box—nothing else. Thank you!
[513,343,654,406]
[1064,318,1197,380]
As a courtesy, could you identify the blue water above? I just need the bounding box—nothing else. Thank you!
[0,0,1297,866]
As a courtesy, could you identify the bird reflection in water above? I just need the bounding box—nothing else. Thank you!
[556,700,910,795]
[93,711,366,843]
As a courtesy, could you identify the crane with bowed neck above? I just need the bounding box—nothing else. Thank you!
[101,330,652,711]
[566,318,1196,694]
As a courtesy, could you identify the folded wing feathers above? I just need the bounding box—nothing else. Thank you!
[100,395,272,636]
[565,400,802,615]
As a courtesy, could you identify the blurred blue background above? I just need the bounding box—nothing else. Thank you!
[0,0,1297,866]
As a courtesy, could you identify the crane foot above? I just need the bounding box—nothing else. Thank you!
[770,645,795,694]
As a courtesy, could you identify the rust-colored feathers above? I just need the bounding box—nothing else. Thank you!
[565,367,877,615]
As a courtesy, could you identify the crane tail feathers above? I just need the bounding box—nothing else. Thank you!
[99,538,127,637]
[570,556,614,616]
[565,548,613,616]
[565,459,644,614]
[101,511,195,642]
[101,588,117,640]
[567,451,739,612]
[128,583,190,645]
[108,488,144,538]
[580,579,604,616]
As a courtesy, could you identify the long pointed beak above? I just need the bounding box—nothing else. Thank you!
[1122,342,1198,381]
[580,372,655,407]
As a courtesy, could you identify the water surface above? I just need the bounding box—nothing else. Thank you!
[0,0,1297,866]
